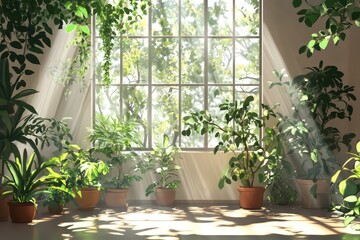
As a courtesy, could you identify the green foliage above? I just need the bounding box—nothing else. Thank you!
[183,96,281,188]
[43,188,72,208]
[88,114,144,189]
[145,135,181,197]
[0,0,150,91]
[1,150,59,204]
[50,145,109,193]
[331,141,360,229]
[293,0,360,57]
[271,62,356,183]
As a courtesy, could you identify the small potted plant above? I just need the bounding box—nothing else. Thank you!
[271,62,356,208]
[54,144,109,210]
[88,114,144,208]
[145,135,181,206]
[1,150,58,223]
[183,96,281,209]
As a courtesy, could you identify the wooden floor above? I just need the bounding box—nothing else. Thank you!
[0,202,359,240]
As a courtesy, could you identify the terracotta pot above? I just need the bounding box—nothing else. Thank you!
[75,187,101,210]
[237,186,265,209]
[8,201,36,223]
[0,189,11,222]
[296,179,330,209]
[47,202,64,215]
[104,188,128,208]
[155,188,176,206]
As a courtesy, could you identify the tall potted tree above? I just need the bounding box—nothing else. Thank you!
[182,96,282,209]
[271,62,356,208]
[88,114,144,208]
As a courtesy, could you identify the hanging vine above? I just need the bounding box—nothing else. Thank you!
[0,0,150,91]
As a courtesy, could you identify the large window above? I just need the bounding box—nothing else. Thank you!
[94,0,261,150]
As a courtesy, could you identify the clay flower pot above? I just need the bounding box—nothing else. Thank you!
[296,179,330,209]
[155,188,176,206]
[0,189,11,222]
[104,188,128,208]
[8,201,36,223]
[237,186,265,209]
[75,187,101,210]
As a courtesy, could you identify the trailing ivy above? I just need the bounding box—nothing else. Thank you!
[0,0,150,91]
[292,0,360,57]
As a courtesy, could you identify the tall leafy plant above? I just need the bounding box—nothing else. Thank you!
[88,114,144,189]
[182,96,281,189]
[271,61,356,195]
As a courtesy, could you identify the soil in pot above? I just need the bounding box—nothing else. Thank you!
[75,187,101,210]
[104,188,128,209]
[237,186,265,209]
[155,188,176,206]
[8,201,36,223]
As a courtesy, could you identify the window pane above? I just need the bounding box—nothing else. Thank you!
[235,38,259,84]
[123,86,148,148]
[123,38,148,84]
[235,86,259,105]
[181,38,204,84]
[181,86,204,148]
[208,38,233,84]
[208,0,232,36]
[235,0,260,36]
[95,86,120,116]
[152,38,179,84]
[152,86,179,146]
[182,0,204,36]
[95,38,120,84]
[152,0,179,36]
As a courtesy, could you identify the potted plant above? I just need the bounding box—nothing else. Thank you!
[145,135,181,206]
[53,144,109,210]
[1,150,58,223]
[331,141,360,230]
[270,62,356,208]
[88,114,144,208]
[182,96,281,209]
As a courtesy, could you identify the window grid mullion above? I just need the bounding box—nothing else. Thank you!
[148,4,153,149]
[178,0,182,147]
[204,0,209,149]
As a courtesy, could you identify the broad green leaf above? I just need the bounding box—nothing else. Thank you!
[339,179,357,196]
[344,195,358,203]
[356,19,360,28]
[319,38,329,50]
[331,170,341,183]
[25,53,40,65]
[80,25,90,35]
[65,23,76,32]
[292,0,302,8]
[344,216,355,226]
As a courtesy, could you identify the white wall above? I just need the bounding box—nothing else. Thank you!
[30,0,360,201]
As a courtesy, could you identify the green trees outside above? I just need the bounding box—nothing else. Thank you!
[95,0,261,149]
